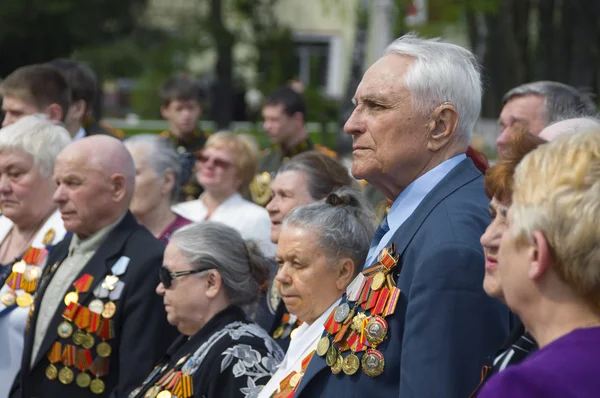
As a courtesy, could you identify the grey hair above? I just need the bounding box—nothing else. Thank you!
[277,151,356,200]
[124,134,183,202]
[170,222,270,308]
[0,114,71,177]
[384,32,482,141]
[503,81,597,125]
[282,187,377,276]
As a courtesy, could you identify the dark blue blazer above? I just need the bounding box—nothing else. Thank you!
[295,159,511,398]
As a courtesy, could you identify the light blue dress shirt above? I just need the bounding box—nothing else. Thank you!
[364,153,467,266]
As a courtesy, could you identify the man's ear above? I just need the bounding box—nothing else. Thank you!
[111,174,128,202]
[46,103,64,123]
[69,100,87,123]
[291,111,305,126]
[426,103,459,152]
[160,104,171,120]
[529,230,552,280]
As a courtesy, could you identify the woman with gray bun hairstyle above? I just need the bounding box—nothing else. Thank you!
[258,188,376,398]
[124,134,191,244]
[129,221,284,398]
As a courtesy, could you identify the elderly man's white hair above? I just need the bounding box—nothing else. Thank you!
[539,117,600,142]
[384,32,482,141]
[0,114,72,177]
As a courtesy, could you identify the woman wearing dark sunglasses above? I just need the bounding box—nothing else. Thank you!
[127,222,284,398]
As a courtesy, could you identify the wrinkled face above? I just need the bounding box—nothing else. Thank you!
[1,96,42,127]
[344,54,430,192]
[196,146,240,195]
[0,150,56,225]
[275,226,343,324]
[498,207,533,313]
[127,145,169,219]
[480,197,509,300]
[161,99,202,136]
[497,95,546,155]
[156,243,210,335]
[53,152,117,239]
[266,171,314,243]
[262,105,298,145]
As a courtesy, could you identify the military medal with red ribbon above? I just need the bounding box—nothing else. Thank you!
[64,274,94,306]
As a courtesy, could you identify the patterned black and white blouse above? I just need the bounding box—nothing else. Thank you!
[128,306,284,398]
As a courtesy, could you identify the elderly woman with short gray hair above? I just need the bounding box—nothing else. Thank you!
[125,134,191,244]
[258,189,376,398]
[129,221,284,398]
[0,114,71,398]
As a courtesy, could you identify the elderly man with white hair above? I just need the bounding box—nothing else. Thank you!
[9,135,178,398]
[0,115,71,398]
[294,33,510,398]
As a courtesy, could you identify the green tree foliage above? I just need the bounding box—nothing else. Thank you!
[0,0,147,77]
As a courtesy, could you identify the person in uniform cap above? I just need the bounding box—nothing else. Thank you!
[46,59,125,140]
[9,135,178,398]
[0,115,71,398]
[159,76,207,202]
[249,86,336,206]
[1,64,70,128]
[294,33,510,398]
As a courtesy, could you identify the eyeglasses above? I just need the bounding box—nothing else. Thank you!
[195,154,233,170]
[159,266,214,288]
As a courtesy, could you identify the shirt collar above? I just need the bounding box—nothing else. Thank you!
[386,154,466,232]
[73,127,86,141]
[68,213,126,256]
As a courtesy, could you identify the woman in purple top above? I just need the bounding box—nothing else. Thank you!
[478,130,600,398]
[125,134,191,244]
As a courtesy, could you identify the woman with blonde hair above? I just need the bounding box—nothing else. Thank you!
[173,132,275,256]
[478,130,600,397]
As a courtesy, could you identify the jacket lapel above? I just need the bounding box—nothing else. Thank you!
[30,212,138,368]
[388,158,482,258]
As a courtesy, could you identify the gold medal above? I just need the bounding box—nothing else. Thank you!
[289,373,303,388]
[24,266,40,282]
[325,345,338,367]
[12,260,26,273]
[43,228,56,245]
[342,353,360,375]
[371,271,386,291]
[57,321,74,338]
[76,372,92,388]
[1,290,16,306]
[331,354,343,374]
[272,325,284,339]
[316,336,330,356]
[58,366,74,384]
[16,292,33,307]
[88,299,104,315]
[46,364,58,380]
[82,333,95,349]
[90,378,105,394]
[102,275,119,291]
[145,386,162,398]
[156,391,172,398]
[361,349,385,377]
[102,301,117,319]
[64,291,79,306]
[365,316,388,346]
[96,341,112,358]
[72,329,86,346]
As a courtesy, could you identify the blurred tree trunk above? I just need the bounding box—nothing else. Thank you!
[209,0,234,129]
[567,0,600,90]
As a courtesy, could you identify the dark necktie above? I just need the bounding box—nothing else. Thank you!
[366,216,390,262]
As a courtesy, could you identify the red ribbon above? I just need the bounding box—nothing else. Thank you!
[73,274,94,293]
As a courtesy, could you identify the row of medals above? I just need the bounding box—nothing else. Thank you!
[46,276,120,393]
[137,354,192,398]
[316,271,391,378]
[0,260,40,307]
